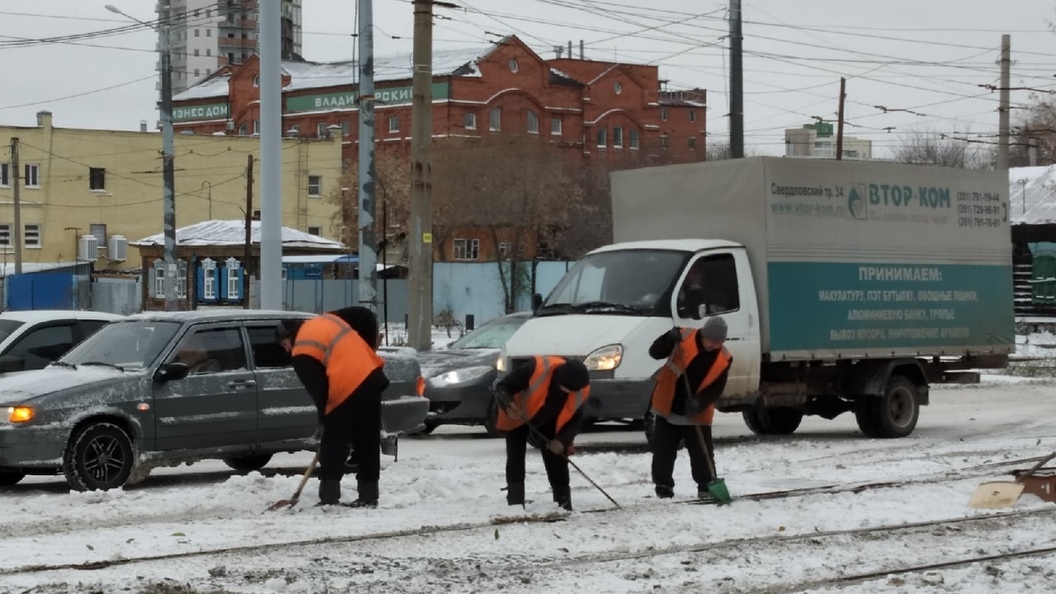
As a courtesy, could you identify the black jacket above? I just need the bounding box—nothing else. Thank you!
[649,328,730,416]
[291,307,390,421]
[496,358,585,445]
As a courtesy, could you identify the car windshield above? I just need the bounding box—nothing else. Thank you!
[540,249,689,316]
[59,320,182,370]
[0,320,25,346]
[449,317,526,349]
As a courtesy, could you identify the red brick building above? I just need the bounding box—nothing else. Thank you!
[172,35,707,260]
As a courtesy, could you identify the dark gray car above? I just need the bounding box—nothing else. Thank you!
[0,310,428,491]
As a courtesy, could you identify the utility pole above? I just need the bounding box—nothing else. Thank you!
[357,0,378,313]
[244,154,254,309]
[259,0,283,310]
[159,5,177,311]
[10,138,22,275]
[997,34,1011,170]
[408,0,434,351]
[729,0,744,158]
[836,77,846,161]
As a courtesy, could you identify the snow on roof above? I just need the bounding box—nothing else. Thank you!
[281,46,494,92]
[172,75,231,101]
[1010,165,1056,225]
[130,220,346,250]
[0,261,85,275]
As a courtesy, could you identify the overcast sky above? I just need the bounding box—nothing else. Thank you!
[2,0,1053,158]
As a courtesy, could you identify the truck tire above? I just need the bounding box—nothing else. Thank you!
[854,401,880,437]
[869,376,921,438]
[743,407,803,435]
[742,409,765,435]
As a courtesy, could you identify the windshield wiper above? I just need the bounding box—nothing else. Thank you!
[575,301,646,315]
[51,361,77,370]
[534,303,581,317]
[81,361,125,372]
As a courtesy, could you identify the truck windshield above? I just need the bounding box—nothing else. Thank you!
[540,249,689,316]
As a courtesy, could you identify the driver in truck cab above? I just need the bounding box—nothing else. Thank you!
[648,311,732,500]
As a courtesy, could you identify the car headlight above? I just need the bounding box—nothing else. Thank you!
[428,366,494,387]
[584,344,623,371]
[7,406,35,423]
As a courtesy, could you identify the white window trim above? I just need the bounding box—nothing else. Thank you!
[307,175,322,198]
[204,268,217,300]
[527,111,539,135]
[23,223,41,248]
[613,126,624,149]
[489,108,501,132]
[551,118,562,136]
[0,223,11,249]
[464,112,477,130]
[389,116,400,134]
[154,267,166,298]
[24,164,40,188]
[0,163,9,187]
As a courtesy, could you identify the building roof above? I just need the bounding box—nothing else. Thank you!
[173,74,232,101]
[130,220,346,250]
[1010,165,1056,226]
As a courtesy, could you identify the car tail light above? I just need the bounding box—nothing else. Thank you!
[8,406,34,423]
[416,376,425,398]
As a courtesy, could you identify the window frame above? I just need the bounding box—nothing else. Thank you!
[89,167,106,191]
[307,175,322,198]
[489,107,501,132]
[24,164,40,188]
[23,223,40,248]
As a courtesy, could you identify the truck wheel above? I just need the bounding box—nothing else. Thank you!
[854,400,880,437]
[223,454,273,472]
[743,407,803,435]
[742,409,765,435]
[0,470,26,486]
[870,376,921,438]
[62,422,135,492]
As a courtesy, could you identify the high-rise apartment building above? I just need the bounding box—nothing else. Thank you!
[158,0,302,95]
[784,122,873,160]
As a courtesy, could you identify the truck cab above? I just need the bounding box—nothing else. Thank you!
[499,239,761,423]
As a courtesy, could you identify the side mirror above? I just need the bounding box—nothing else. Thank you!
[0,354,25,373]
[154,362,190,383]
[693,304,706,321]
[531,293,543,313]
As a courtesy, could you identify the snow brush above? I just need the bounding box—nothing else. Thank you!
[264,448,322,513]
[679,346,733,505]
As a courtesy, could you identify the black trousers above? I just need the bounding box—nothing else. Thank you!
[651,415,715,490]
[505,424,570,502]
[318,391,382,483]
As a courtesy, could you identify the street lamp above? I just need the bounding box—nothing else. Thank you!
[106,4,178,311]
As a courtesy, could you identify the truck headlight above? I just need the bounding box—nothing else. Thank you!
[496,349,507,373]
[8,406,35,423]
[428,366,493,387]
[584,344,623,371]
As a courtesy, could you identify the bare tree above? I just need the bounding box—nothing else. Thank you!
[891,129,987,169]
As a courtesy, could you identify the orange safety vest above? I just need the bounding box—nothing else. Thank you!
[496,355,591,434]
[650,328,731,425]
[291,313,385,416]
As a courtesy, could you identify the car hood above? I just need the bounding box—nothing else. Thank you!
[0,367,132,406]
[503,314,654,357]
[419,348,500,378]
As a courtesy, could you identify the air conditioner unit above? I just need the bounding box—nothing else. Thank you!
[108,235,128,262]
[78,235,99,262]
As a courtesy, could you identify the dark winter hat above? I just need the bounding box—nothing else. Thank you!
[553,359,590,392]
[275,319,304,342]
[336,306,379,350]
[700,316,728,343]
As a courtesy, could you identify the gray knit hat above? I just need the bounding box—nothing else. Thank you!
[700,317,728,342]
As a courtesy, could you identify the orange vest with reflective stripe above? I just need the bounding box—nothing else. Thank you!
[496,356,591,433]
[291,313,385,415]
[650,328,731,425]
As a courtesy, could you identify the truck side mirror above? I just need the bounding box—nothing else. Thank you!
[531,293,543,313]
[694,304,706,321]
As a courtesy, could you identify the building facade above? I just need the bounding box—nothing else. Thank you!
[0,111,342,271]
[785,122,873,160]
[171,36,707,260]
[160,0,302,95]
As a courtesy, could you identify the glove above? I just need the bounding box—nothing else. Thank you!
[566,443,576,456]
[527,430,547,450]
[312,425,324,441]
[684,395,703,417]
[494,386,513,409]
[506,406,524,421]
[547,440,565,455]
[664,327,682,342]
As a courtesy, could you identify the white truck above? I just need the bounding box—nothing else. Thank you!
[499,157,1014,438]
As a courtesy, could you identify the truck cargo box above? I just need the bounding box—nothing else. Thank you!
[610,157,1014,361]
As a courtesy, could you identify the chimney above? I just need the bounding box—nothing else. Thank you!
[568,40,572,58]
[36,110,53,128]
[140,120,148,132]
[554,46,564,59]
[579,40,584,59]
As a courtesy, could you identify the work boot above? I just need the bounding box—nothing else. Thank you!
[697,488,717,503]
[318,479,341,506]
[347,480,379,508]
[553,487,572,511]
[506,483,526,507]
[655,485,674,499]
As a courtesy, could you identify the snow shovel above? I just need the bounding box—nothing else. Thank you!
[681,369,732,505]
[264,448,321,513]
[967,452,1056,510]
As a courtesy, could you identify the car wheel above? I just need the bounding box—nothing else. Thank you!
[0,470,26,486]
[63,422,135,492]
[223,454,274,472]
[483,399,503,438]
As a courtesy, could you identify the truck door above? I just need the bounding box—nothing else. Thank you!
[671,249,761,396]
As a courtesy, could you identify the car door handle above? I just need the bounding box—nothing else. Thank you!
[227,380,256,389]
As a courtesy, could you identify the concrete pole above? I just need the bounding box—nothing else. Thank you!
[10,138,21,275]
[160,7,178,310]
[259,0,283,310]
[408,0,434,351]
[357,0,378,313]
[729,0,744,159]
[836,77,846,160]
[997,34,1011,170]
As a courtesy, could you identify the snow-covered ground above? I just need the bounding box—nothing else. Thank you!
[3,373,1056,593]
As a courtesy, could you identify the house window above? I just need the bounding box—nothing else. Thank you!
[204,267,217,300]
[464,112,477,130]
[498,242,511,259]
[660,134,669,149]
[253,120,260,135]
[194,49,200,57]
[689,109,697,122]
[342,120,350,137]
[308,175,322,197]
[551,117,562,136]
[177,260,188,298]
[24,224,40,248]
[661,107,669,121]
[630,129,640,150]
[389,116,400,134]
[527,110,539,134]
[154,266,166,298]
[194,29,200,37]
[226,258,241,300]
[613,126,624,148]
[206,29,211,37]
[239,123,247,136]
[489,107,501,132]
[596,127,607,148]
[308,226,322,236]
[206,48,211,56]
[24,164,40,187]
[453,238,480,261]
[317,122,327,138]
[0,163,8,186]
[0,224,10,247]
[688,137,697,149]
[194,68,200,78]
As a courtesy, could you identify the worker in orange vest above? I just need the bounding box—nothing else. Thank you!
[278,307,388,508]
[649,316,732,501]
[494,356,591,511]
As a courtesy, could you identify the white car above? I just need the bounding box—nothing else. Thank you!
[0,310,124,374]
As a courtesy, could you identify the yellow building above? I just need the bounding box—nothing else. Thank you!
[0,111,345,270]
